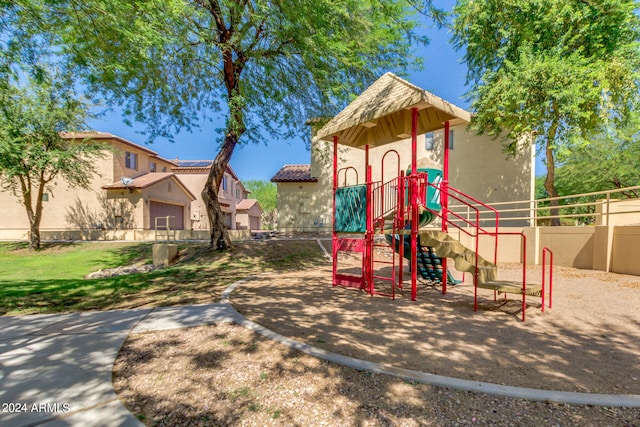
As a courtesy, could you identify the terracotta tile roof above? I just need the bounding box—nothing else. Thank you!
[173,160,213,170]
[236,199,263,213]
[62,131,178,166]
[271,164,317,182]
[172,161,239,180]
[101,173,196,200]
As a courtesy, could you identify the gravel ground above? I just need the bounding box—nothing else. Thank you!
[114,323,640,426]
[114,256,640,426]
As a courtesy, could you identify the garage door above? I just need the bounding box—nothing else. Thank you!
[250,216,260,230]
[150,201,184,230]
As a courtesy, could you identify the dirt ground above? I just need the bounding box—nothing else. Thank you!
[114,242,640,426]
[231,259,640,395]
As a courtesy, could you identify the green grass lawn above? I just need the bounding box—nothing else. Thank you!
[0,240,327,315]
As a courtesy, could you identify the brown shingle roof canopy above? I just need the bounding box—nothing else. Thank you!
[316,72,471,149]
[271,164,318,182]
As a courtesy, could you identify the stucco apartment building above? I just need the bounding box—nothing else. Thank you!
[272,76,535,233]
[173,160,263,231]
[0,132,262,240]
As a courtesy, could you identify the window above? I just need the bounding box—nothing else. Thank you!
[222,176,228,191]
[236,189,241,199]
[150,161,156,172]
[424,130,454,150]
[42,193,49,202]
[125,152,138,170]
[425,132,435,150]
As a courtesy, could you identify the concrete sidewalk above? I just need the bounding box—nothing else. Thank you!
[0,305,242,427]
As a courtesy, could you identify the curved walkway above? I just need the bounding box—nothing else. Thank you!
[1,277,639,427]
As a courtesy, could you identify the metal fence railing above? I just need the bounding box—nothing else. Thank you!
[154,215,176,243]
[449,185,640,227]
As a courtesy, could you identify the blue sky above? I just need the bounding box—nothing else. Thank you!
[88,4,544,182]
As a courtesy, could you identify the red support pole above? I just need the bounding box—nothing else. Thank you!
[398,171,405,288]
[410,108,418,301]
[442,121,450,294]
[365,145,373,294]
[332,136,339,287]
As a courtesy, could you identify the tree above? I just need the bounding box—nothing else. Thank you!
[243,179,276,229]
[555,114,640,197]
[32,0,441,249]
[452,0,640,225]
[0,73,105,250]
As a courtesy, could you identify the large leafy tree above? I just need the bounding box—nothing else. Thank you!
[555,115,640,197]
[28,0,440,249]
[0,73,105,250]
[452,0,640,225]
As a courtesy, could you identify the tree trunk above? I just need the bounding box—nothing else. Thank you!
[20,175,45,251]
[202,134,237,250]
[544,109,561,226]
[29,219,41,251]
[201,8,247,250]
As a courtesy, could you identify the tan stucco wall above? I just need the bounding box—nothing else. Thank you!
[610,226,640,275]
[172,172,210,230]
[449,224,640,276]
[173,169,246,230]
[0,137,197,235]
[112,144,155,179]
[539,227,595,269]
[595,198,640,226]
[0,151,118,232]
[275,182,326,232]
[236,203,262,230]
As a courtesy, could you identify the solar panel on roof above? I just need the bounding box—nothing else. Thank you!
[176,160,212,167]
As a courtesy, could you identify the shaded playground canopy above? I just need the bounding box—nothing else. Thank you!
[317,72,471,148]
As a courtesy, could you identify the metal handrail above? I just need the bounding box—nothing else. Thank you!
[337,166,359,187]
[154,215,176,244]
[449,184,640,226]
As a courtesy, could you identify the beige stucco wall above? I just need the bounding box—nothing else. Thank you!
[0,151,118,232]
[275,181,326,233]
[0,137,198,237]
[539,227,595,269]
[27,228,251,242]
[448,224,640,276]
[595,198,640,226]
[172,172,210,230]
[112,143,157,180]
[236,203,262,230]
[173,169,248,231]
[610,226,640,275]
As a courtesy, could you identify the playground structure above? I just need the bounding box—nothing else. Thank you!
[317,73,553,321]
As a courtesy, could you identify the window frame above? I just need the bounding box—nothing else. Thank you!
[125,151,138,171]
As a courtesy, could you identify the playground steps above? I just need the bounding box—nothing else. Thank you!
[477,280,543,297]
[418,230,498,284]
